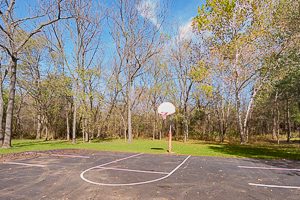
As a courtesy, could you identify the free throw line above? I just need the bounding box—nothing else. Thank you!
[80,153,143,184]
[3,161,46,168]
[80,154,191,186]
[238,165,300,171]
[249,183,300,189]
[94,153,144,168]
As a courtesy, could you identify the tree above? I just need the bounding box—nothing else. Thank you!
[17,35,48,139]
[0,51,8,144]
[47,0,103,143]
[252,0,300,143]
[0,0,70,148]
[145,56,169,140]
[194,0,279,143]
[109,0,165,142]
[169,36,195,142]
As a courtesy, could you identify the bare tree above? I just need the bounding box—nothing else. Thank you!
[0,51,8,144]
[109,0,165,142]
[169,37,195,142]
[47,0,103,143]
[0,0,71,148]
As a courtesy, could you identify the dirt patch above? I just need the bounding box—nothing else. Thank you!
[0,149,99,162]
[38,149,100,155]
[0,151,40,162]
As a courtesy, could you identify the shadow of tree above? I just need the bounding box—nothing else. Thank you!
[209,145,300,176]
[209,145,300,160]
[245,159,300,177]
[150,147,164,151]
[14,140,67,148]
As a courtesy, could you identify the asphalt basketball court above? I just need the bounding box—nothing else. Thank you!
[0,150,299,200]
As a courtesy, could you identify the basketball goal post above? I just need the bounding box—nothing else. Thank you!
[158,102,175,153]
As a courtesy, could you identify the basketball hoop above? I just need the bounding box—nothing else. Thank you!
[158,102,175,120]
[157,102,176,153]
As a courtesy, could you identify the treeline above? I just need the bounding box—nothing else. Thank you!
[0,0,299,148]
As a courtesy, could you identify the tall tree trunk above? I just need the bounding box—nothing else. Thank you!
[0,82,4,145]
[88,118,91,142]
[0,58,4,145]
[153,114,156,140]
[36,114,42,139]
[85,118,89,142]
[202,117,206,139]
[43,117,49,141]
[45,125,48,141]
[272,91,279,140]
[82,117,85,142]
[3,57,17,148]
[72,102,77,144]
[219,119,225,143]
[272,108,277,140]
[97,125,101,138]
[183,104,189,142]
[242,88,257,143]
[277,104,280,144]
[286,98,291,142]
[66,109,70,141]
[127,79,132,143]
[236,92,246,144]
[183,117,188,142]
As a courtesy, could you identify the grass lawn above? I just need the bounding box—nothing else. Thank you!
[0,139,300,160]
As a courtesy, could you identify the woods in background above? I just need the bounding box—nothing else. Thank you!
[0,0,299,148]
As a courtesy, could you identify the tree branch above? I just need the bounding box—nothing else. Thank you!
[5,0,15,20]
[11,14,47,27]
[0,24,13,41]
[16,0,71,52]
[0,43,12,57]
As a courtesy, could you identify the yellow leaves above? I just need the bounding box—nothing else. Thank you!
[189,60,214,97]
[193,11,209,30]
[76,66,100,81]
[202,84,214,97]
[50,51,59,60]
[40,74,73,99]
[17,29,47,51]
[149,83,162,94]
[190,60,210,82]
[207,0,236,19]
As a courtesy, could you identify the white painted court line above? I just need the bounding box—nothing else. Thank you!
[249,183,300,189]
[96,153,144,168]
[238,165,300,171]
[80,154,191,186]
[3,161,46,168]
[50,154,90,158]
[98,166,169,175]
[80,153,143,185]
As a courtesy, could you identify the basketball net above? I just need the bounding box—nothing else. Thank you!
[160,112,168,120]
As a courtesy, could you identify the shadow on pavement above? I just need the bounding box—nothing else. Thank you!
[209,145,300,176]
[208,145,300,160]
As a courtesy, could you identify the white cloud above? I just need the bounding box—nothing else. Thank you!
[137,0,160,29]
[178,19,194,41]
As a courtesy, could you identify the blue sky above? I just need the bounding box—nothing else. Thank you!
[13,0,205,42]
[169,0,204,23]
[12,0,206,69]
[94,0,205,65]
[13,0,205,32]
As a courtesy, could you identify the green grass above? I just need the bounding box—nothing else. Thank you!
[0,139,300,160]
